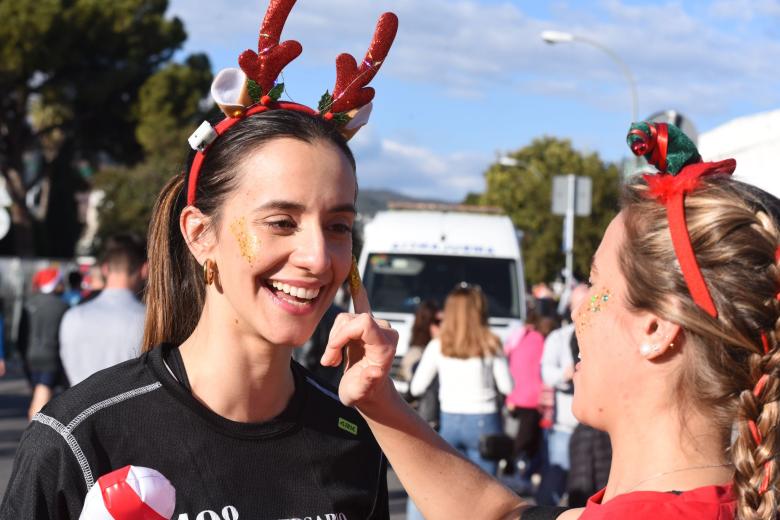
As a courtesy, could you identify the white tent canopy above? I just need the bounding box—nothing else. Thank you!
[699,109,780,198]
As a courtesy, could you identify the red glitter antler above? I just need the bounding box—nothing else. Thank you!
[238,0,303,95]
[328,12,398,114]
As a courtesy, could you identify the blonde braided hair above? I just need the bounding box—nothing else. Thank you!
[620,175,780,519]
[732,208,780,520]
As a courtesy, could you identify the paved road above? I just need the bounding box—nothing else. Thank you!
[0,364,409,518]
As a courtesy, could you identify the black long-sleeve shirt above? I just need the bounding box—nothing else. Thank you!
[1,344,388,519]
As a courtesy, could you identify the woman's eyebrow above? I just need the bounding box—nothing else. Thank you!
[253,200,306,213]
[328,203,357,214]
[251,201,356,214]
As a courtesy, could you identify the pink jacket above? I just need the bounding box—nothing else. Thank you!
[504,326,545,409]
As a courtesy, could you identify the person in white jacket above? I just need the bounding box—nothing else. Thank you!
[538,284,589,505]
[411,283,513,476]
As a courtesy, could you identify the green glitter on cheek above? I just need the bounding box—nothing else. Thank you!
[576,287,613,334]
[588,289,612,313]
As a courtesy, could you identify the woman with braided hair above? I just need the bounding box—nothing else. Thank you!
[327,122,780,519]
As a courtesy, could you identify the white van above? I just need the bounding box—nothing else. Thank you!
[357,203,526,387]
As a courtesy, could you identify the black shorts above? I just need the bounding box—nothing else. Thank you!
[511,407,542,457]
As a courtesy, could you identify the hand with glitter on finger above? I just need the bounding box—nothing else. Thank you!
[321,264,397,407]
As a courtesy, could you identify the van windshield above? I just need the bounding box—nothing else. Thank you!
[362,254,521,318]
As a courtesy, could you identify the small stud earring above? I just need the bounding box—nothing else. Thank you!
[640,343,656,357]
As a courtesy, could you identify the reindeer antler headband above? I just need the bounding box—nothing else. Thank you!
[186,0,399,206]
[627,122,737,318]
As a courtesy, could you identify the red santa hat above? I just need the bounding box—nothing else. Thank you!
[34,268,62,294]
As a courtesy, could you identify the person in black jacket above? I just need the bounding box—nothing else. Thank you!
[18,267,69,420]
[3,113,393,519]
[2,65,398,520]
[567,423,612,507]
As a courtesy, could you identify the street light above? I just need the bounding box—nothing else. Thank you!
[540,30,638,123]
[497,155,545,179]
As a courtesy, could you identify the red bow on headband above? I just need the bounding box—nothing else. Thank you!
[628,122,736,318]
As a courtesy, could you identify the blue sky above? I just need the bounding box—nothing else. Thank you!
[167,0,780,200]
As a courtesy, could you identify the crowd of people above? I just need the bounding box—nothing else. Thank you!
[1,1,779,519]
[398,282,612,511]
[7,233,148,420]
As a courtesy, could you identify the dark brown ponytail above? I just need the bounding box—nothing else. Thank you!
[142,174,205,351]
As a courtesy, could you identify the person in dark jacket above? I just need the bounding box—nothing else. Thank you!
[567,423,612,507]
[19,267,69,419]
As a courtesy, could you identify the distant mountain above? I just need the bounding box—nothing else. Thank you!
[356,189,445,217]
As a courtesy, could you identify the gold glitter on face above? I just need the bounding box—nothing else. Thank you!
[348,255,362,296]
[229,217,260,266]
[575,287,612,336]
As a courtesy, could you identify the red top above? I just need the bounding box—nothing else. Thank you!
[579,485,735,519]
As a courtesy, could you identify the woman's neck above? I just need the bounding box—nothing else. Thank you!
[178,304,296,424]
[602,403,732,501]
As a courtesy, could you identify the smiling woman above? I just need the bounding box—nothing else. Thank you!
[0,0,399,518]
[144,112,358,353]
[0,110,391,520]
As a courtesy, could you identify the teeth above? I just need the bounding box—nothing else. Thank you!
[270,281,320,300]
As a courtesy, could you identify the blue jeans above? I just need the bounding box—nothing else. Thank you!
[547,429,572,470]
[439,411,503,475]
[536,429,572,506]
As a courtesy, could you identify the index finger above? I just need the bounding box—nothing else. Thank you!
[349,255,371,315]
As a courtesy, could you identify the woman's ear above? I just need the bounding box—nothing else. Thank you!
[180,205,216,265]
[637,312,682,360]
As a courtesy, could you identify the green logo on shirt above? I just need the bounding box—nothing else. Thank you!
[338,417,358,435]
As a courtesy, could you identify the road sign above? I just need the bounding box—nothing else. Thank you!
[552,174,593,309]
[552,175,592,216]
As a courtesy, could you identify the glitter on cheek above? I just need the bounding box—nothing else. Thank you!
[575,287,612,335]
[229,217,261,265]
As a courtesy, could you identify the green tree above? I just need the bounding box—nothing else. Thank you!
[472,137,620,285]
[94,54,215,239]
[135,54,214,166]
[0,0,186,256]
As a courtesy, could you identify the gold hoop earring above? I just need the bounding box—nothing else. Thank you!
[203,259,217,286]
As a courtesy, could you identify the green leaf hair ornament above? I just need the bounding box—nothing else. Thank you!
[627,121,701,175]
[626,121,736,318]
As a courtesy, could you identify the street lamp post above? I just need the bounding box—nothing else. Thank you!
[541,30,638,123]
